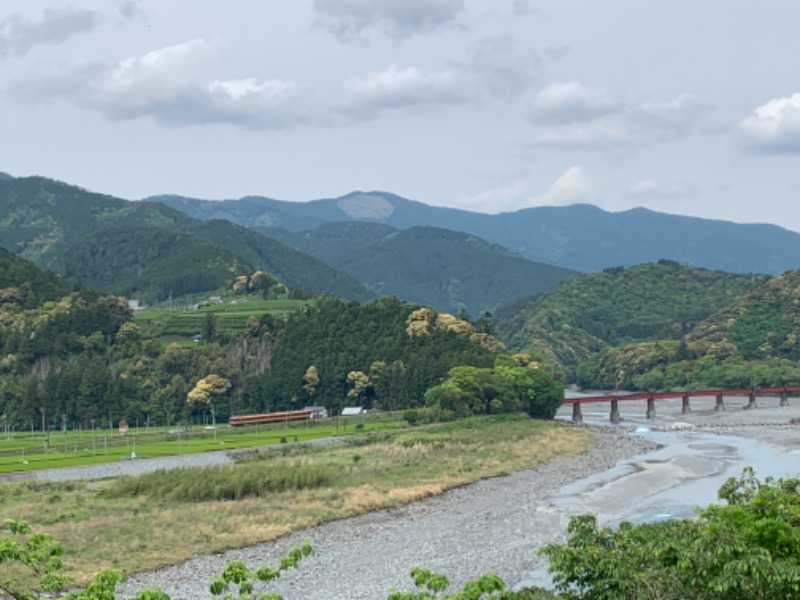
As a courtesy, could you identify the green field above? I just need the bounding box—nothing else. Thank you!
[0,413,400,474]
[0,415,589,583]
[134,295,311,340]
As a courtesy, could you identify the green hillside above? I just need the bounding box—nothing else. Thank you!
[575,270,800,390]
[0,176,369,302]
[151,190,800,275]
[495,260,768,370]
[0,176,185,264]
[188,220,371,303]
[53,227,253,302]
[260,222,576,315]
[0,246,68,308]
[685,269,800,361]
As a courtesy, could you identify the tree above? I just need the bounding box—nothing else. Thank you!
[187,374,231,406]
[346,370,370,404]
[1,519,312,600]
[423,354,563,420]
[203,313,218,342]
[302,365,319,403]
[539,468,800,599]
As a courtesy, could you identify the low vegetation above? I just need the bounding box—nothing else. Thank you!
[4,467,798,599]
[103,462,334,502]
[0,415,588,583]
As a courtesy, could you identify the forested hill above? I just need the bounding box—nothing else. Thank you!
[0,176,369,302]
[686,269,800,361]
[53,227,254,301]
[494,261,769,370]
[260,222,576,316]
[150,191,800,275]
[0,176,186,265]
[0,247,68,307]
[575,269,800,391]
[187,220,371,302]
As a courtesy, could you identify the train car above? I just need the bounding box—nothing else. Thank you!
[229,410,312,427]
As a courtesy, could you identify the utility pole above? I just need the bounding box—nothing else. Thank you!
[211,404,217,443]
[40,407,47,450]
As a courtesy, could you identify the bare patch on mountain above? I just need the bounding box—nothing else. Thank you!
[337,194,395,219]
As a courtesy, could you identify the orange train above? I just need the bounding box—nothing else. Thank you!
[229,410,312,427]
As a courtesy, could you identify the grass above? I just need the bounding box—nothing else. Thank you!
[134,296,311,340]
[0,414,592,583]
[0,414,402,474]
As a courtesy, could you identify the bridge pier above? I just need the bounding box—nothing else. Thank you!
[646,397,656,419]
[746,391,757,409]
[781,391,789,407]
[610,400,621,424]
[681,394,691,414]
[572,402,583,423]
[715,394,725,411]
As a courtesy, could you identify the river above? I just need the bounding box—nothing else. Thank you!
[555,390,800,524]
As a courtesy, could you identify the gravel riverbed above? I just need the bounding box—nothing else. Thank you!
[111,429,657,600]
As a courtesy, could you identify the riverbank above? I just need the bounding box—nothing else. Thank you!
[115,429,657,600]
[116,396,800,599]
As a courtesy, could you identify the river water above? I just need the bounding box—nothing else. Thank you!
[518,392,800,588]
[554,391,800,524]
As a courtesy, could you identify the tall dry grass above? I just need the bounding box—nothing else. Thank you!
[0,415,591,582]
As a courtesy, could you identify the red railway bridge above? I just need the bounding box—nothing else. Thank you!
[563,386,800,423]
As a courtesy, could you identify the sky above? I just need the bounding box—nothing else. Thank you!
[1,1,799,230]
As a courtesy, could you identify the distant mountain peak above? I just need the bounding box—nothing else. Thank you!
[0,171,14,181]
[337,193,396,219]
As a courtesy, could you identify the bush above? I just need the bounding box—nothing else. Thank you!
[102,462,333,502]
[402,409,418,425]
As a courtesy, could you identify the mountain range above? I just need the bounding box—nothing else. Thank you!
[0,175,573,312]
[4,171,800,316]
[151,191,800,274]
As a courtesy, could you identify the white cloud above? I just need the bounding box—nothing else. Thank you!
[741,92,800,153]
[9,39,303,129]
[536,166,592,205]
[455,168,592,213]
[628,179,659,196]
[340,36,539,118]
[456,180,530,213]
[340,63,463,118]
[531,81,620,125]
[531,91,713,149]
[313,0,465,43]
[628,178,695,199]
[631,94,713,139]
[0,7,100,58]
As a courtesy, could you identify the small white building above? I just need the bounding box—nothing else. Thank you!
[341,407,365,416]
[304,406,329,419]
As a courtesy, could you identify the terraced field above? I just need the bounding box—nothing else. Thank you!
[134,296,311,341]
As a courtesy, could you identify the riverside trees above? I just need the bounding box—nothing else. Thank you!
[423,353,563,419]
[0,282,565,432]
[537,468,800,599]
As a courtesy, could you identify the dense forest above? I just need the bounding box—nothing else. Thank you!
[495,261,769,375]
[260,222,576,316]
[0,247,561,430]
[0,176,370,303]
[576,269,800,390]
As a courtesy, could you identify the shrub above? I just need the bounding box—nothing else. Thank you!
[402,409,418,425]
[102,462,333,502]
